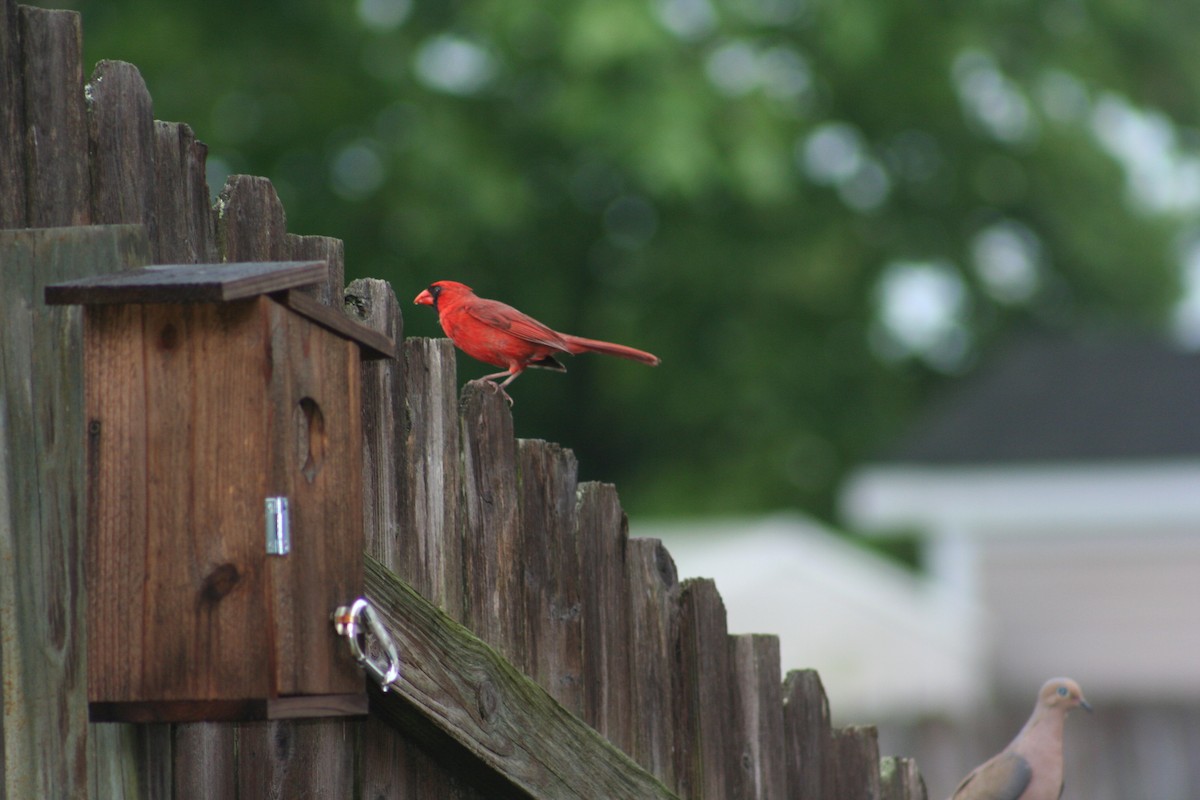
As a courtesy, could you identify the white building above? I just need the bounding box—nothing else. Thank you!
[841,330,1200,799]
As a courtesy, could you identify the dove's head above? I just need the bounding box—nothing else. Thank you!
[1039,677,1092,714]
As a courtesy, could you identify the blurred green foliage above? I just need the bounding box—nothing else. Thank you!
[48,0,1199,520]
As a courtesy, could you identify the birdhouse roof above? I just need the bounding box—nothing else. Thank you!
[45,261,395,359]
[45,260,326,304]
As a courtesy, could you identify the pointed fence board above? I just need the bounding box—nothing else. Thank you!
[829,725,884,800]
[577,482,635,756]
[783,669,833,800]
[675,578,749,800]
[216,174,287,262]
[460,382,526,664]
[734,634,789,799]
[349,278,408,572]
[625,537,681,790]
[397,337,466,619]
[86,60,154,228]
[151,120,216,263]
[517,439,584,715]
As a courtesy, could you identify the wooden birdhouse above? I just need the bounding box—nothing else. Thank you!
[45,261,395,723]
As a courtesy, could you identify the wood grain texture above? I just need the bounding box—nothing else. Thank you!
[460,380,524,663]
[84,302,149,704]
[782,669,832,800]
[236,719,358,797]
[173,725,236,799]
[734,634,788,800]
[86,60,154,229]
[139,299,272,701]
[20,7,89,227]
[215,174,286,262]
[517,439,583,715]
[625,537,681,791]
[1,0,26,227]
[88,723,172,800]
[364,555,679,800]
[1,225,149,800]
[675,578,747,800]
[151,121,216,263]
[348,278,407,571]
[398,337,465,620]
[288,234,345,307]
[577,482,634,756]
[829,725,882,800]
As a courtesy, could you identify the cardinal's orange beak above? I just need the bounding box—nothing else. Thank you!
[414,289,433,306]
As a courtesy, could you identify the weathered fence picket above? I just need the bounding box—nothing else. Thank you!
[21,7,90,227]
[736,634,789,799]
[626,537,684,790]
[577,481,636,754]
[0,1,932,796]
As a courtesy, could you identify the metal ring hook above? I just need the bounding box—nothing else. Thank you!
[333,598,401,690]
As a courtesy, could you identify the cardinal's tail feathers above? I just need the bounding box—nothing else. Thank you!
[563,335,661,366]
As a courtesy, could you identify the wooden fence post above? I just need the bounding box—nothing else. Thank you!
[398,337,466,620]
[829,725,883,800]
[625,538,681,790]
[734,634,789,798]
[0,0,26,227]
[517,439,584,715]
[783,668,833,799]
[151,120,217,263]
[675,578,748,799]
[20,7,90,227]
[1,224,149,799]
[578,482,635,756]
[461,383,525,662]
[87,60,154,229]
[880,756,928,800]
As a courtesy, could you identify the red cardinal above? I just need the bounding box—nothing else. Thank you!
[414,280,660,404]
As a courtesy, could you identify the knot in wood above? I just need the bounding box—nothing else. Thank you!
[157,321,179,351]
[199,562,241,605]
[476,679,499,723]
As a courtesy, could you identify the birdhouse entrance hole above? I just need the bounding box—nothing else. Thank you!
[298,396,325,484]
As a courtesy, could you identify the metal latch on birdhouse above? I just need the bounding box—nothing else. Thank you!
[333,598,402,690]
[265,497,290,555]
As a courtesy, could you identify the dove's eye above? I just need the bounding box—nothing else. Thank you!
[1057,686,1069,697]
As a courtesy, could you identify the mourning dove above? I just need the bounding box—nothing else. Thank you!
[948,677,1092,800]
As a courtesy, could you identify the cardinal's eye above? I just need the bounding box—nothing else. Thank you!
[429,284,442,297]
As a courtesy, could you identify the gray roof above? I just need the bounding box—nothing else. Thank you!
[882,330,1200,465]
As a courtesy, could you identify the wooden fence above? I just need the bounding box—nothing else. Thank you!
[0,1,929,797]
